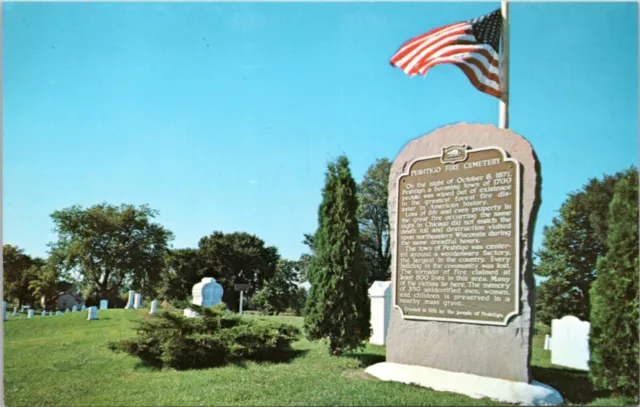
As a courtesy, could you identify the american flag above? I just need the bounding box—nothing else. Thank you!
[390,9,503,99]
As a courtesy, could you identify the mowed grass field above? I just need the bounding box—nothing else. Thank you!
[3,310,632,406]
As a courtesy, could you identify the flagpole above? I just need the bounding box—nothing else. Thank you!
[499,1,510,129]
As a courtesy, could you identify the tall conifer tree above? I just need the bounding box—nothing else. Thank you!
[589,168,639,397]
[304,156,371,355]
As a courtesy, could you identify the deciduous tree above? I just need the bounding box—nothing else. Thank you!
[198,231,279,310]
[357,158,392,285]
[49,203,173,303]
[534,168,629,323]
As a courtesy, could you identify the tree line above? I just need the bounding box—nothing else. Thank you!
[3,157,392,317]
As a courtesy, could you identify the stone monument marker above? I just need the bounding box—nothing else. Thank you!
[368,281,392,346]
[184,277,224,318]
[99,300,108,310]
[550,315,590,371]
[365,124,561,405]
[149,300,158,315]
[87,306,98,321]
[125,290,135,309]
[134,294,142,309]
[72,305,78,312]
[27,310,34,319]
[192,277,224,307]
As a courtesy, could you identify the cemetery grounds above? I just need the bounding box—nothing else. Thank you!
[4,309,634,406]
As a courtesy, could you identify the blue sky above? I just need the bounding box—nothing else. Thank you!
[3,2,638,272]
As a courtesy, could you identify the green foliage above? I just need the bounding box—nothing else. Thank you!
[3,245,42,307]
[357,157,392,285]
[535,169,629,324]
[28,260,64,309]
[49,203,174,302]
[589,168,639,397]
[252,259,300,316]
[304,155,371,355]
[197,231,280,311]
[160,248,205,301]
[107,304,301,370]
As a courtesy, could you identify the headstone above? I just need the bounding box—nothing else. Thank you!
[364,124,561,405]
[125,290,135,309]
[56,311,63,316]
[368,281,392,345]
[550,315,590,371]
[544,334,551,351]
[41,311,47,317]
[87,306,98,321]
[81,304,87,311]
[65,308,70,313]
[134,293,142,309]
[12,307,17,317]
[191,277,224,307]
[183,308,199,318]
[99,300,108,310]
[72,305,78,312]
[3,301,7,321]
[149,300,158,315]
[27,310,34,319]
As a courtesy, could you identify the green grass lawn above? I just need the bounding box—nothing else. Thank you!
[3,310,633,406]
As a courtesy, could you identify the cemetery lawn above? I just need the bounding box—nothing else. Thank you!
[4,310,633,407]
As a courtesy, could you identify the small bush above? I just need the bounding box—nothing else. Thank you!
[108,304,301,370]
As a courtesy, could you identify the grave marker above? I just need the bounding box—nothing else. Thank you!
[134,294,142,309]
[125,290,135,309]
[550,315,590,371]
[99,300,108,310]
[72,305,78,312]
[87,306,98,320]
[368,281,392,345]
[149,300,158,315]
[28,310,34,319]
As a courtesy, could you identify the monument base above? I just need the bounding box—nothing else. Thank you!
[365,362,563,406]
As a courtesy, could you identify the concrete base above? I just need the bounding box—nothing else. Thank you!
[365,362,563,406]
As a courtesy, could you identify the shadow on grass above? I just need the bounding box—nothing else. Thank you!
[532,365,610,405]
[342,352,386,368]
[133,349,310,372]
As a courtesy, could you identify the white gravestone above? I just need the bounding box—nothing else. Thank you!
[368,281,392,346]
[134,293,142,309]
[27,310,34,319]
[192,277,224,307]
[41,311,47,317]
[125,290,135,309]
[550,315,591,371]
[87,306,98,320]
[65,308,70,313]
[544,334,551,351]
[3,302,7,321]
[12,307,17,317]
[149,300,158,315]
[99,300,108,310]
[56,311,63,316]
[72,305,78,312]
[185,277,224,318]
[81,304,87,311]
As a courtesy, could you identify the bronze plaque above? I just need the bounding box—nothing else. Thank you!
[394,146,521,325]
